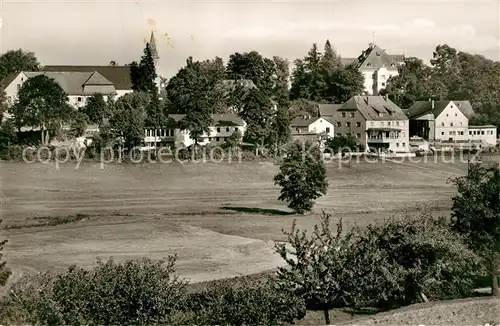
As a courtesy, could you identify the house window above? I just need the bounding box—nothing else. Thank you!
[396,121,400,126]
[481,131,485,135]
[367,63,371,67]
[350,113,355,118]
[226,127,230,132]
[235,127,239,132]
[77,97,82,102]
[469,131,472,135]
[341,112,346,118]
[460,122,463,126]
[402,143,405,147]
[389,74,393,78]
[450,122,454,127]
[455,113,457,117]
[326,127,330,133]
[216,137,220,141]
[337,133,342,137]
[381,83,385,86]
[446,114,449,117]
[209,137,212,141]
[356,122,361,127]
[441,122,445,127]
[346,122,351,127]
[441,132,445,136]
[337,122,341,127]
[378,113,383,117]
[396,143,400,147]
[217,127,221,132]
[356,133,361,138]
[388,122,391,126]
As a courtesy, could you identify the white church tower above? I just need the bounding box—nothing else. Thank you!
[148,31,162,92]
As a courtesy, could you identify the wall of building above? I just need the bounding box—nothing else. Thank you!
[366,119,410,152]
[329,111,367,145]
[468,127,497,146]
[359,67,398,95]
[308,118,334,137]
[434,102,469,142]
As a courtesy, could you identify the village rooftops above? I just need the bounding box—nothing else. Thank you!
[340,95,408,121]
[342,44,404,70]
[406,100,475,120]
[43,65,133,90]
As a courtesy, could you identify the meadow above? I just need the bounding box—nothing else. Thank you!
[0,155,490,294]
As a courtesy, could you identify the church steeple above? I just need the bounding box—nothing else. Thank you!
[149,31,159,63]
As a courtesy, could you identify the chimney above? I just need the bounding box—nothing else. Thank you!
[431,100,435,110]
[384,94,388,101]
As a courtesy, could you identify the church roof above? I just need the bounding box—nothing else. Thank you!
[149,31,159,60]
[43,65,132,90]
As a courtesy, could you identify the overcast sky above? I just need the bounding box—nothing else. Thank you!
[0,0,498,78]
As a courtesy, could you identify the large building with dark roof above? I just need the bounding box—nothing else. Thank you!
[343,43,404,95]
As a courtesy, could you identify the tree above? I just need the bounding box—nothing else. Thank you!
[0,87,8,119]
[272,56,291,108]
[274,141,328,213]
[222,130,242,149]
[269,106,291,153]
[275,212,352,324]
[175,57,226,145]
[9,75,72,144]
[325,135,360,154]
[226,51,275,98]
[328,64,364,103]
[451,164,500,296]
[166,57,225,115]
[109,91,150,148]
[0,49,40,81]
[70,111,88,138]
[320,40,342,76]
[81,93,109,124]
[239,88,274,146]
[383,56,448,109]
[129,43,157,93]
[0,219,11,287]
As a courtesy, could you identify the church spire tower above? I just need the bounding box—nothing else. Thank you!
[148,31,162,91]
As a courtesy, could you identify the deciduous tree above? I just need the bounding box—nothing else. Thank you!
[0,49,40,81]
[9,75,72,144]
[451,164,500,296]
[81,93,109,124]
[274,141,328,213]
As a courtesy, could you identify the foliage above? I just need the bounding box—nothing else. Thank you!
[275,212,351,324]
[145,91,168,129]
[109,91,150,148]
[70,111,88,138]
[272,56,291,109]
[223,129,242,149]
[173,57,225,143]
[1,257,187,325]
[0,119,17,152]
[0,49,40,81]
[325,135,360,154]
[0,219,10,287]
[269,105,292,151]
[451,164,500,295]
[274,141,328,213]
[239,88,274,145]
[347,212,480,310]
[183,278,306,325]
[290,41,364,103]
[167,56,225,114]
[0,87,8,119]
[81,93,109,124]
[129,43,158,93]
[9,75,73,143]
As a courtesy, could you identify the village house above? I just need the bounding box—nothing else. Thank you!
[327,95,410,153]
[2,71,117,112]
[143,113,246,149]
[342,43,404,95]
[405,100,497,146]
[289,114,335,145]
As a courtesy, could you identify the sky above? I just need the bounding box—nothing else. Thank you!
[0,0,499,79]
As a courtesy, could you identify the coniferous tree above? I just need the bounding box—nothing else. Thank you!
[129,43,157,93]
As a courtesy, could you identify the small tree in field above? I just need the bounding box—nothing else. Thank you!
[451,163,500,296]
[275,212,351,325]
[0,219,10,287]
[274,141,328,213]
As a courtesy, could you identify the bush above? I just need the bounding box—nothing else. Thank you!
[182,278,306,325]
[0,257,187,325]
[347,212,480,309]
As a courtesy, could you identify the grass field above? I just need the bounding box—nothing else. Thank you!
[1,155,495,295]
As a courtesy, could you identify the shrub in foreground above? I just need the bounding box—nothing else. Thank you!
[0,257,187,325]
[183,278,306,325]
